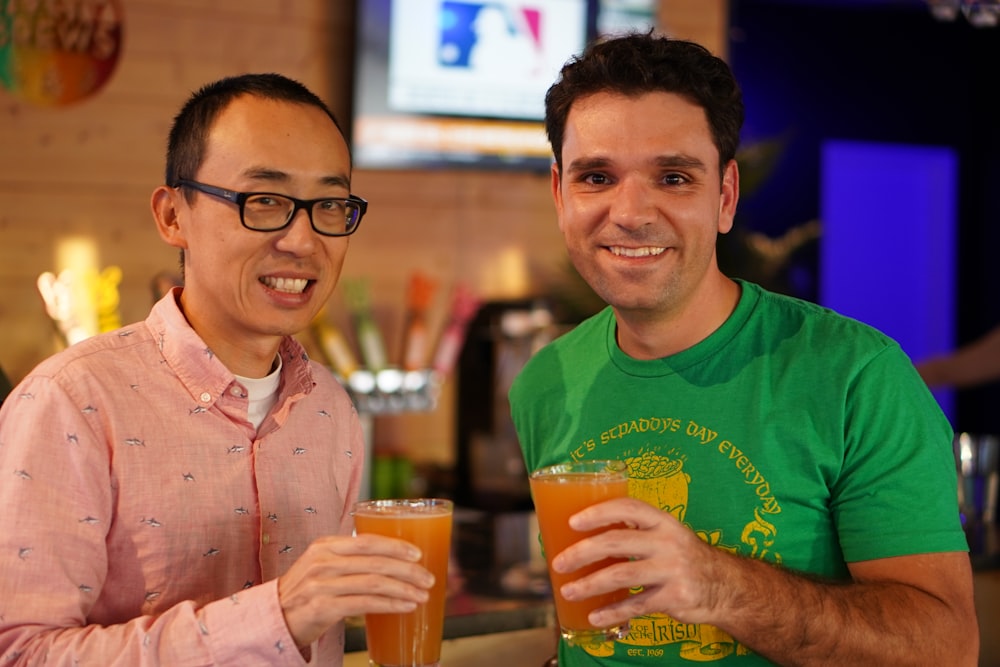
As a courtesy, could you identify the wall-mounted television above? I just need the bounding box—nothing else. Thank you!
[352,0,597,172]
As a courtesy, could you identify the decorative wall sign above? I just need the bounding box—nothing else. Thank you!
[0,0,124,106]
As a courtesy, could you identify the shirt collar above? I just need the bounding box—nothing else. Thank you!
[146,288,315,406]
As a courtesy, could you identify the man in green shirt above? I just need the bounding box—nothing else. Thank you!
[510,32,977,666]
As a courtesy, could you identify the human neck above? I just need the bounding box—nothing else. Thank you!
[615,276,740,360]
[216,342,283,379]
[176,292,284,378]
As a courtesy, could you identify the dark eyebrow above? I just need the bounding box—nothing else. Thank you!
[242,167,351,191]
[564,157,612,175]
[564,154,709,176]
[654,154,708,172]
[243,167,289,184]
[319,175,352,189]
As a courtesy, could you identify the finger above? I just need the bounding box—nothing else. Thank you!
[311,570,433,603]
[301,552,434,592]
[587,587,658,628]
[569,497,660,531]
[552,527,647,573]
[322,592,421,619]
[559,560,646,602]
[324,533,424,561]
[279,564,433,635]
[280,570,429,648]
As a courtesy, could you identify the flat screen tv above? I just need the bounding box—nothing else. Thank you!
[352,0,596,172]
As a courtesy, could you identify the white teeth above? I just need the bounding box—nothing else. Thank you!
[609,246,666,257]
[262,277,308,293]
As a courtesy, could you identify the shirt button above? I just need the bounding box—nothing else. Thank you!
[200,392,211,402]
[230,386,242,396]
[262,534,270,545]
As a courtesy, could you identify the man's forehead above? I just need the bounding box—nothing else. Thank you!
[200,98,349,176]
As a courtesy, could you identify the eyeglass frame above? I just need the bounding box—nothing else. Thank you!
[172,178,367,237]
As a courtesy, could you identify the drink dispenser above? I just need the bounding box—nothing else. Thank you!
[455,299,556,511]
[453,299,556,592]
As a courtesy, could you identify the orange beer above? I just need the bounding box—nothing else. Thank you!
[353,499,453,667]
[529,460,630,644]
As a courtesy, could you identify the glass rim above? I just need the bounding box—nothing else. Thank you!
[530,459,627,479]
[351,497,454,514]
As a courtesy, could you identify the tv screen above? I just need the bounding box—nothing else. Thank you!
[352,0,594,172]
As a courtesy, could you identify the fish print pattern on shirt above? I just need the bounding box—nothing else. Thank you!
[0,292,364,664]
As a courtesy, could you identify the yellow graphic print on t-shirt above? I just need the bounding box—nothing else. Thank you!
[575,444,782,662]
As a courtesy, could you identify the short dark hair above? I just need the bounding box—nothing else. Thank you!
[544,31,744,177]
[164,73,347,189]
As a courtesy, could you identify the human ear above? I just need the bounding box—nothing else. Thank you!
[550,162,566,232]
[718,160,739,234]
[151,185,189,250]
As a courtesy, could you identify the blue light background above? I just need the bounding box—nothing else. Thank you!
[819,140,957,420]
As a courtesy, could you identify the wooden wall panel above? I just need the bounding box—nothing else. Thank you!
[1,0,726,465]
[0,0,349,384]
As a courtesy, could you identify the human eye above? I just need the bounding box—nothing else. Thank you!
[661,172,688,186]
[565,159,614,189]
[245,194,287,210]
[582,172,612,186]
[242,194,293,229]
[316,198,346,214]
[568,169,614,189]
[312,198,352,234]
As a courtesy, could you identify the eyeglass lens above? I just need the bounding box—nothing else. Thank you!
[243,194,359,235]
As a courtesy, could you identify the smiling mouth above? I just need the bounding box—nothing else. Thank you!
[261,276,310,294]
[608,246,666,257]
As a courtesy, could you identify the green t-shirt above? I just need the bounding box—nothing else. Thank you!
[509,280,965,666]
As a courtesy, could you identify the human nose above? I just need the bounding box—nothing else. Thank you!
[610,178,656,228]
[274,206,319,254]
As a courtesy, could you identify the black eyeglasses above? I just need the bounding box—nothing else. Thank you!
[173,179,367,237]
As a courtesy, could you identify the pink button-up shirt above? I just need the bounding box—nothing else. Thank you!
[0,290,364,666]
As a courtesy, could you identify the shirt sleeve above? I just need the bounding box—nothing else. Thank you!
[0,375,309,667]
[831,343,966,561]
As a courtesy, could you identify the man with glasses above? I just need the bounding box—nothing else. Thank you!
[0,74,433,665]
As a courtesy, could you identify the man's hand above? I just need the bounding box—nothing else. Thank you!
[548,497,978,666]
[277,533,435,648]
[551,496,721,627]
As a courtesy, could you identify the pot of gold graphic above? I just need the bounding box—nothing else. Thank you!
[627,450,689,522]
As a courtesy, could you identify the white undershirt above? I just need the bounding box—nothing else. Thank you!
[235,356,282,430]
